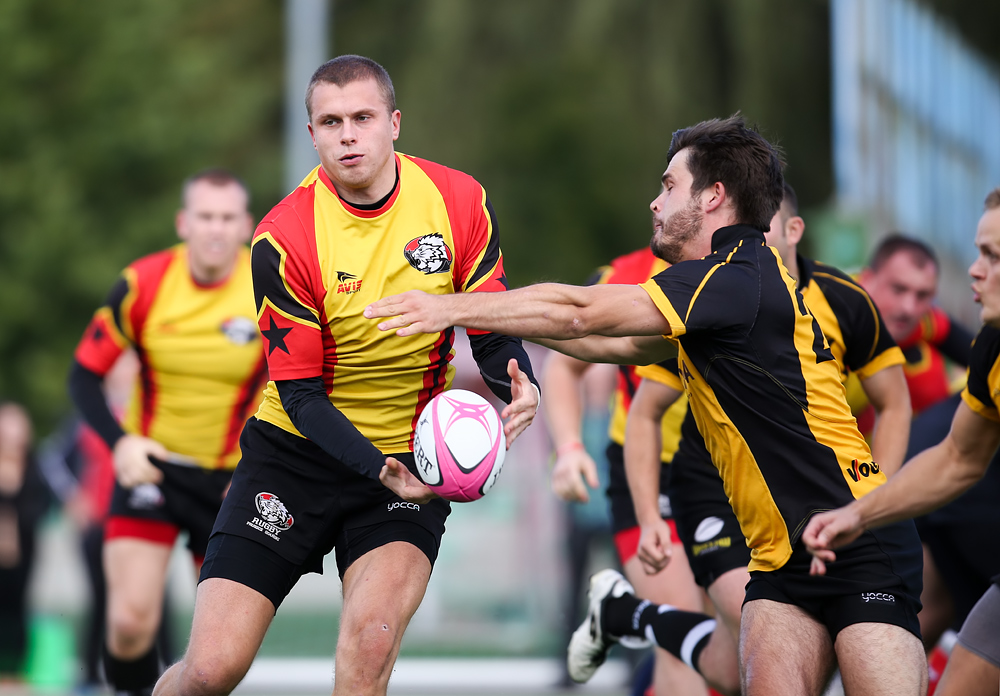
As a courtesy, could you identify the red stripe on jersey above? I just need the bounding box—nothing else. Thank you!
[135,346,158,437]
[127,248,176,339]
[219,353,268,466]
[405,155,505,293]
[408,328,455,450]
[318,159,401,219]
[75,311,126,376]
[105,516,178,546]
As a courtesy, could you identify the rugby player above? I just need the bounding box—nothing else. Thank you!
[69,170,264,696]
[805,187,1000,696]
[854,235,998,664]
[621,181,910,694]
[366,115,927,696]
[152,55,538,696]
[543,248,713,696]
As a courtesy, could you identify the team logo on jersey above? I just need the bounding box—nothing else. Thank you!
[247,492,294,541]
[403,234,453,274]
[221,316,258,345]
[336,271,364,294]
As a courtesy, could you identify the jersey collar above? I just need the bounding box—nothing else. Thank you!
[710,224,765,253]
[317,153,402,219]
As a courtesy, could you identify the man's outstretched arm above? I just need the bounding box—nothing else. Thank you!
[364,283,672,340]
[803,400,1000,574]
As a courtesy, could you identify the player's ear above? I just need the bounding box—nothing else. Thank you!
[786,216,805,246]
[703,182,726,214]
[175,209,190,241]
[391,109,401,141]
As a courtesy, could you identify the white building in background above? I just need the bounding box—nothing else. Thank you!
[827,0,1000,312]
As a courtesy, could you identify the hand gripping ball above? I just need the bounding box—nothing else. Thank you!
[412,389,506,502]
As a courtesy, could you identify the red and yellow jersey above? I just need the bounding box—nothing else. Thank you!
[74,244,266,470]
[591,248,687,462]
[252,154,508,454]
[849,306,972,432]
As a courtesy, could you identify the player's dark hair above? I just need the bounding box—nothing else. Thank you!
[985,187,1000,210]
[666,114,784,231]
[781,181,798,216]
[869,234,938,274]
[181,168,250,207]
[306,55,396,119]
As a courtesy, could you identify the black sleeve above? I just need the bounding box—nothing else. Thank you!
[275,377,384,480]
[68,360,126,450]
[468,332,539,404]
[939,317,975,367]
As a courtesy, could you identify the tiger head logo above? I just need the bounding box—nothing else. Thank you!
[404,234,453,275]
[254,492,294,531]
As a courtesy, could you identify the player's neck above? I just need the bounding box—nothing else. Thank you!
[783,252,800,281]
[188,256,236,288]
[334,159,399,207]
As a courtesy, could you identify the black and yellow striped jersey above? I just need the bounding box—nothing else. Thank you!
[961,325,1000,421]
[639,225,886,572]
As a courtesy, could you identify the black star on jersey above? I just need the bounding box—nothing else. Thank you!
[261,316,292,355]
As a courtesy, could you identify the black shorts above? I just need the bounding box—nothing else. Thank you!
[203,418,451,608]
[106,459,232,558]
[668,443,751,589]
[605,441,672,535]
[744,520,923,640]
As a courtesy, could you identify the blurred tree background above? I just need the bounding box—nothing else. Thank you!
[0,0,987,429]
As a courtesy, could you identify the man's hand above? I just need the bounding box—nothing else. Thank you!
[380,457,439,504]
[112,434,167,488]
[365,290,450,337]
[636,519,674,575]
[801,504,866,576]
[550,443,599,503]
[501,359,538,448]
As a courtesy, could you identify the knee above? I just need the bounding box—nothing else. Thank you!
[107,603,159,651]
[354,617,401,661]
[173,656,247,696]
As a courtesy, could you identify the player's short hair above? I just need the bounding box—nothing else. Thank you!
[306,55,396,119]
[181,169,250,208]
[985,187,1000,210]
[781,181,799,216]
[868,234,939,274]
[667,114,785,231]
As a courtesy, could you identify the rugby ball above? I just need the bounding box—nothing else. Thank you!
[413,389,506,502]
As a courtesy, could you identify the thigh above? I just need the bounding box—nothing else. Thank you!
[936,643,1000,696]
[180,577,274,689]
[956,584,1000,669]
[104,537,173,613]
[334,541,432,694]
[623,529,702,612]
[836,622,927,696]
[708,567,750,642]
[740,599,836,696]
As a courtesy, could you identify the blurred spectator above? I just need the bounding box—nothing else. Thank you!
[0,402,49,680]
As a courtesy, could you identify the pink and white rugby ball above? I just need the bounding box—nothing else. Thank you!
[413,389,506,502]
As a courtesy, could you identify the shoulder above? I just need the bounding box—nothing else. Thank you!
[122,246,181,295]
[254,187,319,258]
[400,153,483,201]
[807,260,873,304]
[603,248,657,284]
[971,325,1000,367]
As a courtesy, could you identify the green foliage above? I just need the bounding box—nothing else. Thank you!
[0,0,283,427]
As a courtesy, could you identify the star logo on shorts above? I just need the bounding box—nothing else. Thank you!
[261,316,292,355]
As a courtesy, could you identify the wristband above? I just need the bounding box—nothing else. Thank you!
[556,441,585,457]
